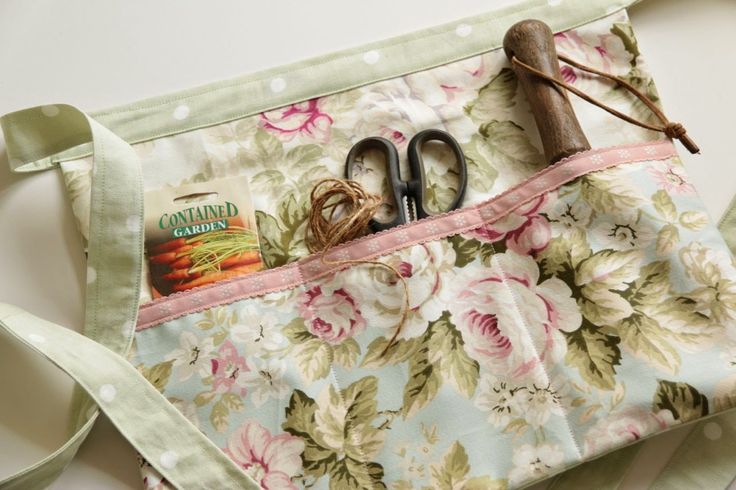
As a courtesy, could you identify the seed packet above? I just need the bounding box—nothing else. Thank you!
[144,177,264,298]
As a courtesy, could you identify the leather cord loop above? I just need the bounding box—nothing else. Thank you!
[511,54,700,154]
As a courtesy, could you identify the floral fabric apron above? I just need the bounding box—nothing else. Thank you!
[3,1,736,489]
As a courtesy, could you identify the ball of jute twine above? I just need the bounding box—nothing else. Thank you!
[306,178,410,355]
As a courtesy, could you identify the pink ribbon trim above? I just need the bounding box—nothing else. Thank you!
[137,140,677,331]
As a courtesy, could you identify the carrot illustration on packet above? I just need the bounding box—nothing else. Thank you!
[143,178,264,297]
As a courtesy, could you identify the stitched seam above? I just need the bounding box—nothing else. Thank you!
[135,144,675,329]
[90,7,629,146]
[297,278,379,486]
[0,316,248,489]
[87,1,587,115]
[123,144,145,353]
[135,151,675,329]
[140,140,669,310]
[90,132,106,343]
[8,6,630,165]
[491,254,584,461]
[327,367,379,489]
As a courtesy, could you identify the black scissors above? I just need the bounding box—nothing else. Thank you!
[345,129,468,232]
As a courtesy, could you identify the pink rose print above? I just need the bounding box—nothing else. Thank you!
[260,98,333,143]
[447,252,581,378]
[583,406,674,457]
[225,419,305,490]
[210,340,249,396]
[299,285,366,344]
[554,30,631,94]
[466,194,553,255]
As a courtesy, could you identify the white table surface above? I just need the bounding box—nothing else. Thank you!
[1,0,735,488]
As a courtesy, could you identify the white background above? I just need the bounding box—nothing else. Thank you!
[1,0,735,488]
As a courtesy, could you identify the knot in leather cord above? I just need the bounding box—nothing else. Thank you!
[664,122,686,139]
[510,54,700,154]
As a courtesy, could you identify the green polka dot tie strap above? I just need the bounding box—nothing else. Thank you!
[0,303,258,489]
[0,106,256,489]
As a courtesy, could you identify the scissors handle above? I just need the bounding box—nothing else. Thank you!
[407,129,467,219]
[345,137,408,232]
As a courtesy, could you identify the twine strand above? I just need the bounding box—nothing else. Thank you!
[307,178,410,354]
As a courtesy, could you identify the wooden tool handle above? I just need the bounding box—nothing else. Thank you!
[503,19,591,164]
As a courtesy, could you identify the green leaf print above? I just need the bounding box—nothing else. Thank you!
[621,261,670,306]
[210,397,230,432]
[426,441,508,490]
[653,380,709,422]
[240,128,284,167]
[611,22,641,63]
[461,135,499,193]
[428,313,480,398]
[564,320,622,391]
[642,297,712,346]
[285,144,323,168]
[254,211,288,268]
[652,190,677,222]
[283,317,314,343]
[255,194,310,268]
[424,165,462,215]
[462,477,508,490]
[283,378,387,489]
[448,234,495,268]
[137,360,174,393]
[577,249,643,326]
[580,174,644,214]
[679,211,709,231]
[430,441,470,489]
[283,390,336,479]
[403,340,442,418]
[580,282,634,326]
[608,66,661,130]
[250,169,286,196]
[283,318,335,382]
[462,121,543,192]
[403,313,479,417]
[361,336,419,368]
[464,68,517,124]
[576,249,643,290]
[295,338,333,382]
[220,392,244,411]
[614,313,680,374]
[194,391,217,407]
[330,459,386,490]
[656,224,680,255]
[333,338,361,368]
[537,228,591,278]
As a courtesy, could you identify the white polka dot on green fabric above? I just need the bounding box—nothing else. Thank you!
[173,104,190,120]
[270,77,286,93]
[455,24,473,37]
[99,384,116,403]
[41,105,60,117]
[704,421,723,440]
[86,266,97,284]
[160,450,179,469]
[363,50,380,65]
[548,0,563,5]
[28,333,46,344]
